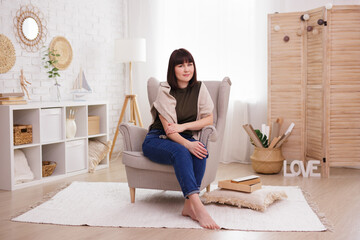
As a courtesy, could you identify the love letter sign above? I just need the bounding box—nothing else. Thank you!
[283,160,321,177]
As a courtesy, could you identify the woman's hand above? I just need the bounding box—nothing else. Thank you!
[184,141,208,159]
[166,123,185,135]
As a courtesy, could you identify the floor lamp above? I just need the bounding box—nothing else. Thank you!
[109,38,146,160]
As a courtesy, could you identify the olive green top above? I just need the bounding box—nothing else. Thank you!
[150,82,201,136]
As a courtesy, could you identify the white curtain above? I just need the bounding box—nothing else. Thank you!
[128,0,278,163]
[127,0,358,163]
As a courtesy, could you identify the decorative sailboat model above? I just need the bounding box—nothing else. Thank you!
[71,68,92,101]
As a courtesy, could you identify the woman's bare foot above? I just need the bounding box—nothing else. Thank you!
[182,199,198,221]
[185,194,220,230]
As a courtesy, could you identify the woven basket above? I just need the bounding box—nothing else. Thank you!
[250,147,285,174]
[13,125,32,145]
[42,161,57,177]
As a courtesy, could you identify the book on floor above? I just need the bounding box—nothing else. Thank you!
[231,178,261,186]
[218,175,262,193]
[231,175,260,184]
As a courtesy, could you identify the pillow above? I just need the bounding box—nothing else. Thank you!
[88,140,111,173]
[201,186,287,212]
[14,149,34,184]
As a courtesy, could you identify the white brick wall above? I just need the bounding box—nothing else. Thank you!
[0,0,128,156]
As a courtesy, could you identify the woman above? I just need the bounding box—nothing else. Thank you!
[142,48,219,230]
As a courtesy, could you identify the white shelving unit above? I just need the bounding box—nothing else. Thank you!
[0,101,109,190]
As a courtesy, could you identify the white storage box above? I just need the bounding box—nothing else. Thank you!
[66,139,86,173]
[41,108,63,142]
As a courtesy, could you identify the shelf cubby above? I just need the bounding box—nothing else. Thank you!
[66,139,87,173]
[42,142,66,177]
[13,108,40,145]
[89,136,109,167]
[88,104,107,135]
[14,146,41,187]
[66,106,87,138]
[40,107,64,143]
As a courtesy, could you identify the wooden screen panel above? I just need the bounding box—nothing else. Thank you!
[268,12,304,160]
[306,88,323,159]
[329,88,360,163]
[328,6,360,165]
[305,8,325,160]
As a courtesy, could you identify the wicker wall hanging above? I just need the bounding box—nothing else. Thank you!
[0,34,16,74]
[13,4,47,52]
[49,36,73,70]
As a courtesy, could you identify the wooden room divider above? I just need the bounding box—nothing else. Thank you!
[268,5,360,177]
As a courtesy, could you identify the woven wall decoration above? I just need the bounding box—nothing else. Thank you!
[49,36,73,70]
[13,4,47,52]
[0,34,16,74]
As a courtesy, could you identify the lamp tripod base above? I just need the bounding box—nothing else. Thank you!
[110,94,143,159]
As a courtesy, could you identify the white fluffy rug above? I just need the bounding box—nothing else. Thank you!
[13,182,326,231]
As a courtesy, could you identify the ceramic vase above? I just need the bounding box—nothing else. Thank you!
[66,118,77,139]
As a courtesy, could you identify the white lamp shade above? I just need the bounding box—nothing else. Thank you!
[115,38,146,63]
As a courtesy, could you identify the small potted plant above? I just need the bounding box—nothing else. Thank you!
[42,47,61,101]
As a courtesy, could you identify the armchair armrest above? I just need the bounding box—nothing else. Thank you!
[119,123,148,151]
[199,125,218,147]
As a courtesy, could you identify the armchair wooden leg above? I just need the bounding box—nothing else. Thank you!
[130,187,136,203]
[206,185,210,192]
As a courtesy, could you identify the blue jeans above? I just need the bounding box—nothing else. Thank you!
[142,129,208,198]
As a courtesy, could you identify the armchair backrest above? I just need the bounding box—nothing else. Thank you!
[147,77,160,107]
[147,77,232,135]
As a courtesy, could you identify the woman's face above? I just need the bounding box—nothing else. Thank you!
[174,61,194,88]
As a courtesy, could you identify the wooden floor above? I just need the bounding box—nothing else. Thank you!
[1,157,359,240]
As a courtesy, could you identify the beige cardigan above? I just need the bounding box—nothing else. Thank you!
[150,81,214,139]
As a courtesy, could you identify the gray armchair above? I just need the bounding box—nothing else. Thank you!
[120,77,231,203]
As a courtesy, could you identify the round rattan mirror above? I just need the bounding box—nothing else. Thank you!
[22,17,39,40]
[14,4,47,52]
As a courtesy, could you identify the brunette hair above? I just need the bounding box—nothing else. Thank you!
[167,48,197,89]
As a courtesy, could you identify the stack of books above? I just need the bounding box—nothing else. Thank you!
[218,175,262,193]
[0,93,26,105]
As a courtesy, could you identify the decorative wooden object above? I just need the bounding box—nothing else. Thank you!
[283,160,321,177]
[88,115,100,135]
[20,69,31,99]
[13,4,47,52]
[268,5,360,177]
